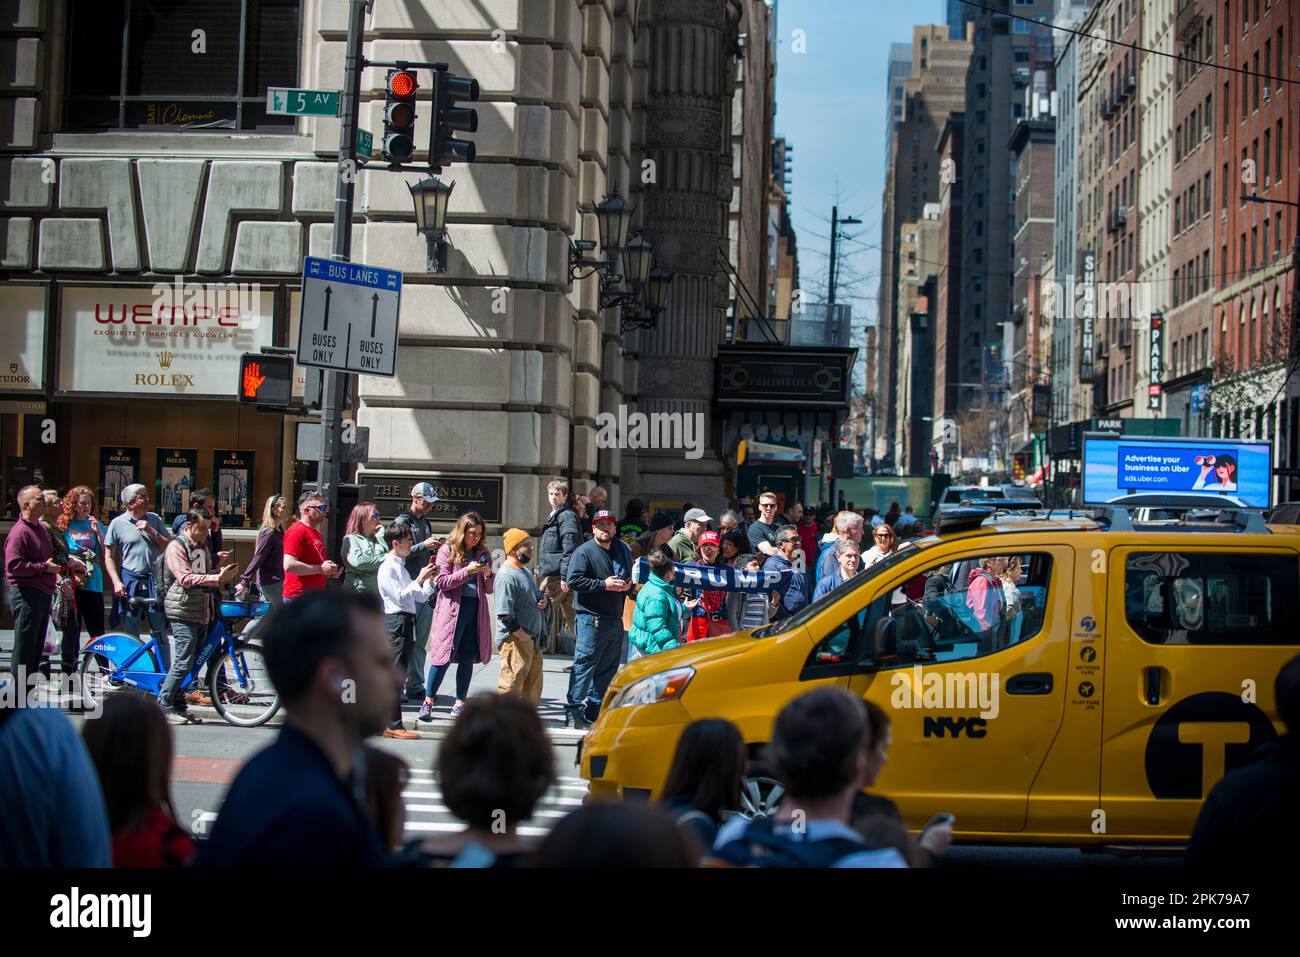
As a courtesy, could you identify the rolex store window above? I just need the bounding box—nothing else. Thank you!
[16,286,287,617]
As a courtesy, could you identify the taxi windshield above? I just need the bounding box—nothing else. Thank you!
[753,537,940,638]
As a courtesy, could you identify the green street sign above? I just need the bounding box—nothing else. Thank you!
[265,87,340,117]
[356,129,373,159]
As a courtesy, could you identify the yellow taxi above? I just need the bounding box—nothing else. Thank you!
[580,510,1300,845]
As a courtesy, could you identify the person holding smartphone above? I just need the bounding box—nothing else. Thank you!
[562,510,634,729]
[424,512,494,720]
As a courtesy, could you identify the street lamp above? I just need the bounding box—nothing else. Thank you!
[568,192,673,332]
[408,176,454,273]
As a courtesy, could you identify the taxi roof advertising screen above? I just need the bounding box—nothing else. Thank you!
[1081,434,1273,509]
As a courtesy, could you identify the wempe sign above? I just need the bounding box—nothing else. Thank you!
[58,286,273,397]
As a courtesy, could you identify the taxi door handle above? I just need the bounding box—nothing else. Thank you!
[1006,672,1053,695]
[1145,666,1163,705]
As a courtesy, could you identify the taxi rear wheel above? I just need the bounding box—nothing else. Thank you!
[737,765,784,820]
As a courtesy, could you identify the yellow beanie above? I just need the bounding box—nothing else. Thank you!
[502,528,530,555]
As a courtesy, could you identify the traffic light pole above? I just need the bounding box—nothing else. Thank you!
[317,0,367,522]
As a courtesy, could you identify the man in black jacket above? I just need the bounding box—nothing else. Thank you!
[389,482,445,700]
[537,478,582,653]
[563,510,633,729]
[1186,654,1300,867]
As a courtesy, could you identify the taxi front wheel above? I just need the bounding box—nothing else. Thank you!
[737,764,784,820]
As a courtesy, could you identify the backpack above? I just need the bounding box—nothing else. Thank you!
[712,815,868,868]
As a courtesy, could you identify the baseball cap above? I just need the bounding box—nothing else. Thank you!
[592,509,617,526]
[684,507,713,524]
[699,530,722,547]
[411,482,440,504]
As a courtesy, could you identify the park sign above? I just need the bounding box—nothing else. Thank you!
[296,256,402,377]
[266,87,340,117]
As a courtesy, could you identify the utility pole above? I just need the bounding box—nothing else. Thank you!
[827,205,839,310]
[316,0,367,521]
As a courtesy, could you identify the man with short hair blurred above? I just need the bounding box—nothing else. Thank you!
[197,591,396,867]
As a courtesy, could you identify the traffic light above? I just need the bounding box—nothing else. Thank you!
[429,67,479,170]
[382,69,419,163]
[238,353,293,407]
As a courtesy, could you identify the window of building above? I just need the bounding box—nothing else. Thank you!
[1252,52,1260,110]
[64,0,301,131]
[1203,171,1212,216]
[1276,120,1284,185]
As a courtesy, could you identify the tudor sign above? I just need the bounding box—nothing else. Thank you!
[58,286,273,397]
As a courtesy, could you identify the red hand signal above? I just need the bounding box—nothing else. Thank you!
[243,361,267,398]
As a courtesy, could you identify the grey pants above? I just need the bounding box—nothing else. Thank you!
[405,599,433,695]
[239,580,283,642]
[159,619,206,711]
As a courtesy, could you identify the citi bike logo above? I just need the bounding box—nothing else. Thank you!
[595,404,706,461]
[890,665,1002,732]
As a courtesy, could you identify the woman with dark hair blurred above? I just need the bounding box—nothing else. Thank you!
[361,747,410,855]
[658,718,746,853]
[534,803,701,868]
[416,695,555,867]
[341,501,388,594]
[81,692,197,867]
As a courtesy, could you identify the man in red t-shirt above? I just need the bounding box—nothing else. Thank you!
[282,490,342,599]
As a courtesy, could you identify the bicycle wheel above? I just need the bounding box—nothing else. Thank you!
[78,650,120,711]
[207,642,280,727]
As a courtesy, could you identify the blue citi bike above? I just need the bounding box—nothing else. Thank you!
[78,591,280,727]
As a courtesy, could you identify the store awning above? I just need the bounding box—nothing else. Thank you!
[1012,438,1037,457]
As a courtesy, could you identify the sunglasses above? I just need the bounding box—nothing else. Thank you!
[875,531,893,539]
[760,502,778,508]
[307,503,327,513]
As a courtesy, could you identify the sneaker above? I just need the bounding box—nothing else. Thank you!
[382,726,421,740]
[165,709,203,725]
[184,690,213,707]
[417,700,434,723]
[564,713,592,730]
[450,701,465,719]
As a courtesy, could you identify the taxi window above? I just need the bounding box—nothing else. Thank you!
[1124,552,1300,645]
[805,551,1054,673]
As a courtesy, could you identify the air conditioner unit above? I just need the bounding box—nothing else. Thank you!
[1221,207,1227,221]
[1126,74,1136,94]
[1116,206,1128,225]
[1203,125,1212,139]
[1263,85,1270,100]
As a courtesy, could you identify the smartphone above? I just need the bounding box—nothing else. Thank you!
[427,554,438,566]
[924,812,955,830]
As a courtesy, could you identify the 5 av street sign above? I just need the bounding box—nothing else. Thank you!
[266,87,340,117]
[297,256,402,377]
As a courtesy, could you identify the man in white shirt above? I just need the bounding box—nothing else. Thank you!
[376,524,436,738]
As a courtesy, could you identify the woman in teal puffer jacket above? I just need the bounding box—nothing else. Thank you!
[628,549,685,659]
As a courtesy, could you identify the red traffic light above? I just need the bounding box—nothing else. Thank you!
[388,70,417,97]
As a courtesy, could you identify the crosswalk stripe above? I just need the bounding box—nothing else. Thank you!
[405,822,551,837]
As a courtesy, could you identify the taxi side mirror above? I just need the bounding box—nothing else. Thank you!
[871,616,897,660]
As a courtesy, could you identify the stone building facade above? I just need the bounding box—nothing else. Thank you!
[0,0,771,545]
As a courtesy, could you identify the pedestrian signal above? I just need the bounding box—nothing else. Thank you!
[238,353,293,407]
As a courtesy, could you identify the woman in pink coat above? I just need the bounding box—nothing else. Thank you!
[422,512,494,720]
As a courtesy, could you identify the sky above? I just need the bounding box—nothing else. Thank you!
[772,0,953,380]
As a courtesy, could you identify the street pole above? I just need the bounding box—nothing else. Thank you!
[827,205,839,310]
[317,0,367,521]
